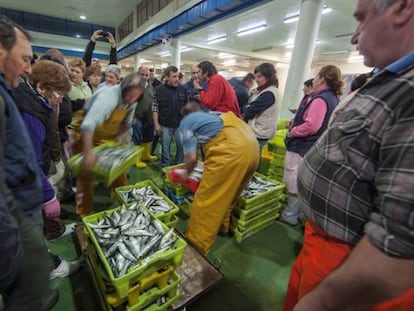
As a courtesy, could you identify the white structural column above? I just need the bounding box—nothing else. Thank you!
[134,54,141,72]
[132,5,139,72]
[172,37,182,70]
[280,0,323,118]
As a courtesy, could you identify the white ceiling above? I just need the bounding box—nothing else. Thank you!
[0,0,363,74]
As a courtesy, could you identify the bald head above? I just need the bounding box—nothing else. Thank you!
[191,63,200,81]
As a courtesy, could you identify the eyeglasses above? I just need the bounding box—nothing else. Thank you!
[141,74,149,77]
[52,91,64,99]
[192,72,199,74]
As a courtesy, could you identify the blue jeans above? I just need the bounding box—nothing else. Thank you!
[132,119,155,145]
[132,119,143,145]
[257,138,268,151]
[161,126,183,167]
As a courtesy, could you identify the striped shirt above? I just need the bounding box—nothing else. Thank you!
[298,50,414,258]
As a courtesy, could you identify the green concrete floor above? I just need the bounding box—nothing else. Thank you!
[46,161,303,311]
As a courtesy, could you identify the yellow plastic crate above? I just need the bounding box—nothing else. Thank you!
[142,286,180,311]
[231,206,280,233]
[115,180,179,223]
[163,178,189,197]
[82,206,187,300]
[233,198,281,222]
[232,217,276,243]
[277,119,290,130]
[68,142,142,186]
[106,268,179,309]
[164,214,179,228]
[239,173,286,209]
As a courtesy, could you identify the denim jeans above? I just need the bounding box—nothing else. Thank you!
[2,210,52,310]
[132,119,143,145]
[161,126,183,167]
[257,138,268,151]
[132,120,155,145]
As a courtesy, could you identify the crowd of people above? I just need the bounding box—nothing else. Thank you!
[1,0,414,309]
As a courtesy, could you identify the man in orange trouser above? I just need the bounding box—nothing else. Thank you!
[177,102,260,255]
[283,1,414,310]
[73,73,145,217]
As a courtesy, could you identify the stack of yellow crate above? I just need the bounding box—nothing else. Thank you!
[82,206,187,311]
[230,173,286,243]
[266,129,288,182]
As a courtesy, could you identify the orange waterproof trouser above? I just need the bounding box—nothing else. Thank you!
[282,222,414,311]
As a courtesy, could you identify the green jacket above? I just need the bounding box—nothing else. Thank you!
[134,84,153,122]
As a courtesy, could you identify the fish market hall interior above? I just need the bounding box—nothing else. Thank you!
[0,0,379,310]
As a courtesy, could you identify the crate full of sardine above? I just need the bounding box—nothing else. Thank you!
[115,180,180,224]
[69,142,143,186]
[239,173,286,209]
[82,204,187,300]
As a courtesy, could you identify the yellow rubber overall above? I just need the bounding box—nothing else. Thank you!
[74,108,129,217]
[186,112,260,255]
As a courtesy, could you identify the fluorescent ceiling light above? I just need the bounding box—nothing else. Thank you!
[284,5,331,24]
[347,51,363,62]
[217,52,235,59]
[80,15,86,20]
[222,59,237,66]
[207,35,227,44]
[283,16,299,24]
[236,24,267,37]
[285,39,319,48]
[348,55,364,63]
[158,51,171,57]
[322,7,332,14]
[75,34,81,38]
[348,57,364,63]
[180,46,193,52]
[320,50,348,55]
[276,63,290,68]
[161,63,169,68]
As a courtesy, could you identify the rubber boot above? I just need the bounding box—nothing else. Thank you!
[142,142,158,161]
[135,144,147,168]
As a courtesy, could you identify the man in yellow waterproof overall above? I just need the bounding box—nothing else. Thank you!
[73,73,145,217]
[178,102,260,255]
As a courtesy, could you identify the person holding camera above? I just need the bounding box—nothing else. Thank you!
[83,29,117,67]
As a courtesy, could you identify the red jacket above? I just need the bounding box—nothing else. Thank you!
[199,74,240,117]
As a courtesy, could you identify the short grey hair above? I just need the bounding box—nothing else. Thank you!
[105,64,121,79]
[374,0,394,14]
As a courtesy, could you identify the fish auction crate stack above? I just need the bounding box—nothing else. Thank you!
[115,180,179,228]
[266,129,288,182]
[230,173,286,243]
[82,205,187,310]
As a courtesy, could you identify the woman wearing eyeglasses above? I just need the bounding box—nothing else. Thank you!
[13,60,71,229]
[12,60,81,279]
